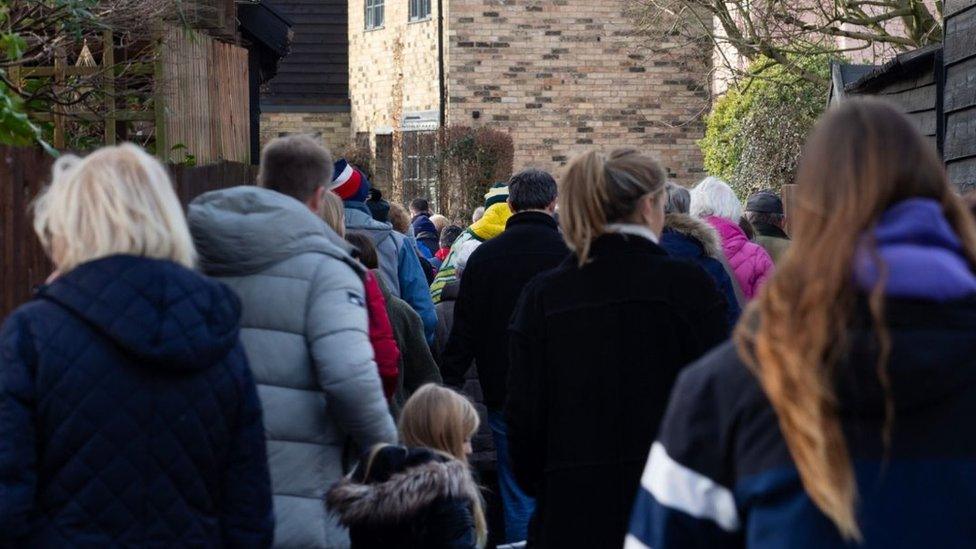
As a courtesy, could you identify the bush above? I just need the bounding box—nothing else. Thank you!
[437,126,514,221]
[342,145,375,181]
[699,55,831,198]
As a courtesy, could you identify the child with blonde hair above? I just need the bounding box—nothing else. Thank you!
[327,384,487,548]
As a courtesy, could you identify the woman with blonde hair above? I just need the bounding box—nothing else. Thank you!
[328,384,486,548]
[628,99,976,548]
[0,144,273,546]
[504,148,730,547]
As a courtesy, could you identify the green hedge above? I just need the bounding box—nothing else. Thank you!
[699,55,831,198]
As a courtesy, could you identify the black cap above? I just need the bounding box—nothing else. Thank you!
[746,191,784,215]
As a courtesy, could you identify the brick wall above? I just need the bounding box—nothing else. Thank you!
[447,0,711,183]
[348,1,441,136]
[260,110,353,155]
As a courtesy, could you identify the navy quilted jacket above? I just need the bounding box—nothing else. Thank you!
[0,255,274,548]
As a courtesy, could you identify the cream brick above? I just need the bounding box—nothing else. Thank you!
[349,0,709,190]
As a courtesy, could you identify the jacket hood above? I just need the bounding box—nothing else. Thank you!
[706,215,749,254]
[665,213,721,257]
[38,255,241,372]
[345,204,396,248]
[854,198,976,301]
[326,446,480,525]
[188,186,359,277]
[469,202,513,241]
[412,213,438,237]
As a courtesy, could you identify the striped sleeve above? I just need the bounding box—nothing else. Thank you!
[626,346,744,549]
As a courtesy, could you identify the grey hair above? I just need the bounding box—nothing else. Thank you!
[690,176,743,221]
[665,182,691,214]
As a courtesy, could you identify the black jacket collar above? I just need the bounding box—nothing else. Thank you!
[571,232,668,264]
[506,210,558,230]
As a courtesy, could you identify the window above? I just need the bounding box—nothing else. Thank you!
[402,131,439,206]
[409,0,431,21]
[365,0,384,30]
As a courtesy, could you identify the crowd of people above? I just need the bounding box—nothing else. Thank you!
[1,97,975,549]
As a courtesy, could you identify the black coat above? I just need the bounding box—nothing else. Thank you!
[327,446,481,549]
[441,211,569,410]
[0,255,273,547]
[505,233,729,548]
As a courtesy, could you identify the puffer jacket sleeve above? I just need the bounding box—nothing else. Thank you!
[0,312,38,545]
[505,277,548,496]
[364,272,400,398]
[220,345,275,547]
[396,236,438,345]
[305,258,398,450]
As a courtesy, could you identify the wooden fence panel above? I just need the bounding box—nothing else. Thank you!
[0,146,257,319]
[159,27,250,165]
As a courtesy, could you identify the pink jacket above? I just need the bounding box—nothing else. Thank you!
[706,216,774,299]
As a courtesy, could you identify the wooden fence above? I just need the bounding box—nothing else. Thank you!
[10,24,250,164]
[158,27,251,164]
[0,146,257,319]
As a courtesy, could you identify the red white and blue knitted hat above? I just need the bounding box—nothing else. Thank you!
[331,159,370,202]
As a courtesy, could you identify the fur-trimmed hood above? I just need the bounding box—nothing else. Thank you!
[665,213,722,258]
[326,446,481,526]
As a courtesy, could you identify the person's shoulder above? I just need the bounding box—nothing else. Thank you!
[678,340,755,395]
[1,299,58,341]
[654,252,720,291]
[664,340,767,442]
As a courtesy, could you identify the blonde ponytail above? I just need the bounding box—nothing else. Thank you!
[559,148,666,265]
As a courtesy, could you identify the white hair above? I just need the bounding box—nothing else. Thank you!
[471,206,485,223]
[33,143,197,273]
[689,176,743,222]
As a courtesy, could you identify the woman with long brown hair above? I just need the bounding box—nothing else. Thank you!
[504,148,730,547]
[627,98,976,549]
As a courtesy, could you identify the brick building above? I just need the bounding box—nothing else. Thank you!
[259,0,353,156]
[348,0,711,197]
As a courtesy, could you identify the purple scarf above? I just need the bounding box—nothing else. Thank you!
[854,198,976,301]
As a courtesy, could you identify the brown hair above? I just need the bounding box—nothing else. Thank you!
[398,384,486,546]
[735,98,976,540]
[345,232,379,270]
[258,134,333,202]
[559,148,667,264]
[320,190,346,238]
[388,203,411,234]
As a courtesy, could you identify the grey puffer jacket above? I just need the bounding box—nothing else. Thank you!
[188,187,398,549]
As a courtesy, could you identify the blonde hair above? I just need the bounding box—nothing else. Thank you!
[735,99,976,540]
[33,143,196,273]
[399,384,486,546]
[430,214,449,234]
[388,203,411,234]
[320,190,346,238]
[559,148,667,265]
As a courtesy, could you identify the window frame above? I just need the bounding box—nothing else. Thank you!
[408,0,431,22]
[402,130,439,207]
[365,0,385,30]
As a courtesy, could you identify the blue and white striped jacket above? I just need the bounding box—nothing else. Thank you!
[627,298,976,549]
